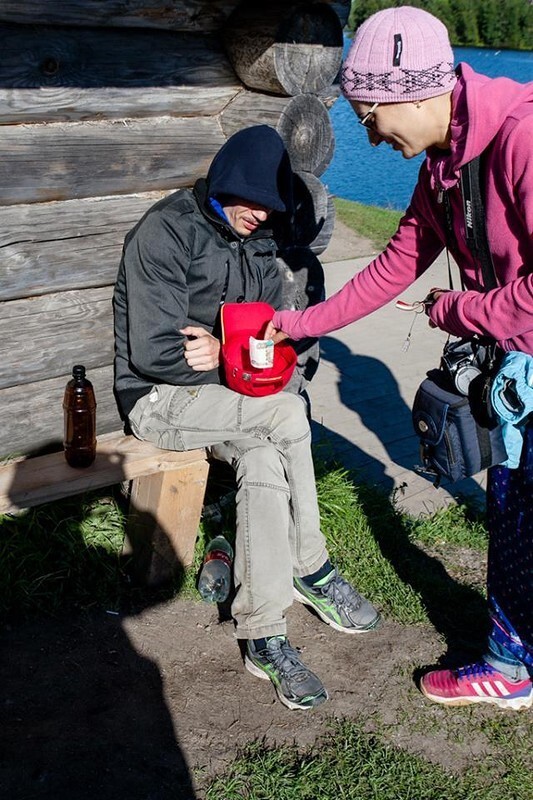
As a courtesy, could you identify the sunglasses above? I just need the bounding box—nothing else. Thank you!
[359,102,379,130]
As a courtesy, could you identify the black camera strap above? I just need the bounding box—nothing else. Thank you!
[442,153,498,292]
[460,155,498,290]
[441,153,501,460]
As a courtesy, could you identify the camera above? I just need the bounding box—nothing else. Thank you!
[440,339,482,395]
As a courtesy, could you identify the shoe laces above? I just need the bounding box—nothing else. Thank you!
[320,570,362,612]
[456,661,494,680]
[264,637,312,686]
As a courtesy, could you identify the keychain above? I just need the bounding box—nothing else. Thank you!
[395,294,434,352]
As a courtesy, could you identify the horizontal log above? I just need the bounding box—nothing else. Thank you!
[0,23,241,123]
[0,366,121,459]
[0,85,240,125]
[0,174,334,302]
[0,116,226,205]
[0,1,242,33]
[0,192,173,302]
[0,288,114,390]
[223,1,342,96]
[221,92,334,176]
[0,24,238,90]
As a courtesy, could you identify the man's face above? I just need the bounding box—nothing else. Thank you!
[222,196,272,237]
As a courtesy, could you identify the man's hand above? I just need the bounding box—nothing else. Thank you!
[180,326,220,371]
[264,321,289,344]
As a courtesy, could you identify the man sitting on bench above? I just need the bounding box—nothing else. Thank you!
[113,125,380,711]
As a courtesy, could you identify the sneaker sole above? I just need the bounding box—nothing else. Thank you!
[293,585,381,634]
[420,683,533,711]
[244,655,328,711]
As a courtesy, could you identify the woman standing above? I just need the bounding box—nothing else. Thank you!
[267,6,533,710]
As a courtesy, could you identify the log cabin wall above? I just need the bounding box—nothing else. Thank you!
[0,0,350,458]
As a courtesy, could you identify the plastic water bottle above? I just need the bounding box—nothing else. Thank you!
[63,364,97,468]
[198,535,233,603]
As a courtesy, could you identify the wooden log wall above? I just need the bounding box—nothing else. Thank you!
[0,0,348,458]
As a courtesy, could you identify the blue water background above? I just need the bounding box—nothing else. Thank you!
[323,46,533,210]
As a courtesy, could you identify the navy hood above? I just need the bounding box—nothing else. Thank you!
[206,125,293,214]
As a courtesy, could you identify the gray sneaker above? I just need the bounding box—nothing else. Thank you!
[245,636,328,710]
[294,568,381,633]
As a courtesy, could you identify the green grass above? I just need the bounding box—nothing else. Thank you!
[204,717,532,800]
[0,490,128,618]
[333,196,403,251]
[0,462,487,627]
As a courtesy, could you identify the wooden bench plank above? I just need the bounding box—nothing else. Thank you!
[127,459,210,584]
[0,431,211,586]
[0,431,208,515]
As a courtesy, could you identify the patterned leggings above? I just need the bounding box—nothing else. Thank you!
[486,422,533,673]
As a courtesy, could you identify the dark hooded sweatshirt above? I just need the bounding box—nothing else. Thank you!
[113,126,293,417]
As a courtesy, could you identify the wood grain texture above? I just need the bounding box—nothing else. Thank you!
[0,288,115,391]
[223,1,342,96]
[293,171,335,254]
[0,23,241,123]
[0,366,122,459]
[0,84,240,124]
[0,116,226,205]
[0,192,172,301]
[128,458,209,581]
[0,24,238,89]
[0,429,208,514]
[221,91,334,176]
[0,1,242,33]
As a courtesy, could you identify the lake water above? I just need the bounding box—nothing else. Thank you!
[323,46,533,210]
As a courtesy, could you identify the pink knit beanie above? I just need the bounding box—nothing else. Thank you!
[341,6,456,103]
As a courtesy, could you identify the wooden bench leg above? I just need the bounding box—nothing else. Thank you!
[126,459,210,586]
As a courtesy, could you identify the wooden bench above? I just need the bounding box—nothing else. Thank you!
[0,432,209,585]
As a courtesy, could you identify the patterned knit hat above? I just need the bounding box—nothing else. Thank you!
[341,6,456,103]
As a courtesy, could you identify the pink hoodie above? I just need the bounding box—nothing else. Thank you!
[273,66,533,355]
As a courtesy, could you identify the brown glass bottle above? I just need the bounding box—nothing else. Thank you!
[63,365,97,468]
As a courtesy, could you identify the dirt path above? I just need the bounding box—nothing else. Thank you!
[1,594,515,800]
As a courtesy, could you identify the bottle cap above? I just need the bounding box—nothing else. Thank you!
[72,365,86,379]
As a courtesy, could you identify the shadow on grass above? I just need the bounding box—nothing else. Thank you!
[313,336,490,669]
[353,481,490,667]
[0,473,196,799]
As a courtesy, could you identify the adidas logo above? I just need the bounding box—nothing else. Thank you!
[471,679,510,698]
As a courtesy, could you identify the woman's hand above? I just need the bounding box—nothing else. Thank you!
[180,326,220,370]
[264,321,289,343]
[425,288,446,328]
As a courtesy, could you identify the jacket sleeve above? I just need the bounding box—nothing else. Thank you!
[272,178,444,340]
[125,209,218,385]
[429,114,533,345]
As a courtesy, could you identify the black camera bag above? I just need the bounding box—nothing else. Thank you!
[413,366,506,484]
[412,154,506,485]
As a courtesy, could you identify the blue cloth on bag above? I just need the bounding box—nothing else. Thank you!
[491,352,533,468]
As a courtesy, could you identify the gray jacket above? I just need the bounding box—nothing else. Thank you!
[113,180,283,417]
